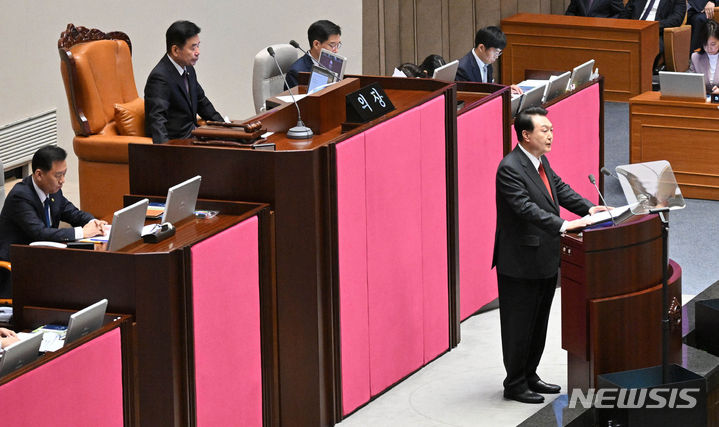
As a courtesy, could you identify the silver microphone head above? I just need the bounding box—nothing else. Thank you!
[588,174,596,185]
[600,167,611,177]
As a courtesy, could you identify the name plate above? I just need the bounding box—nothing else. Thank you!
[346,83,395,123]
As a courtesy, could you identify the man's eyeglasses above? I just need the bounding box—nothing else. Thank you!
[327,41,343,50]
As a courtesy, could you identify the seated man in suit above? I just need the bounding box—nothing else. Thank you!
[0,146,106,298]
[620,0,687,69]
[688,0,716,50]
[565,0,624,17]
[145,20,224,143]
[493,106,606,404]
[286,20,342,89]
[455,26,522,94]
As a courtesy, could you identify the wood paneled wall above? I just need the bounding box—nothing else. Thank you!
[363,0,571,75]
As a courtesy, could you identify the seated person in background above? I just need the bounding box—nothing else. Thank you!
[144,21,224,144]
[419,54,447,77]
[396,62,423,77]
[620,0,686,69]
[688,0,716,51]
[0,146,105,264]
[689,20,719,93]
[287,20,342,89]
[456,26,522,94]
[565,0,624,18]
[0,328,18,348]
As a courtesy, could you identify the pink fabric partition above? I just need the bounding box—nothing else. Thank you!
[457,96,504,320]
[418,96,449,360]
[546,84,601,215]
[335,134,371,415]
[336,98,450,414]
[510,84,601,218]
[1,328,124,426]
[191,217,262,427]
[364,107,425,395]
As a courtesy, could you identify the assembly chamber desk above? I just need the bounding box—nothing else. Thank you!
[128,76,459,426]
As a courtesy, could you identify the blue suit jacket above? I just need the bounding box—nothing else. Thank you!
[455,50,493,83]
[0,176,94,261]
[286,53,314,89]
[144,55,223,143]
[565,0,624,17]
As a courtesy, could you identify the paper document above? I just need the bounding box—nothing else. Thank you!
[583,205,632,225]
[275,94,307,103]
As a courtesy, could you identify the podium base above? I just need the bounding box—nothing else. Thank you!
[596,364,706,427]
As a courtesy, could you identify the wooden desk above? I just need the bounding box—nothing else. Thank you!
[501,13,658,102]
[1,310,132,425]
[129,76,459,425]
[10,202,273,427]
[630,91,719,200]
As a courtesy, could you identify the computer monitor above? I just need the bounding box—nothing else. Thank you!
[431,60,459,81]
[318,48,347,80]
[518,83,547,112]
[307,65,336,94]
[570,59,595,89]
[542,71,571,103]
[107,198,149,252]
[65,299,109,344]
[0,332,42,377]
[659,71,706,100]
[161,175,202,225]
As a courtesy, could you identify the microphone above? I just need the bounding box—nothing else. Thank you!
[588,174,616,226]
[600,166,612,177]
[288,40,339,80]
[267,47,313,140]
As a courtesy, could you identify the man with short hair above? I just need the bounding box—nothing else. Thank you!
[0,146,105,297]
[145,20,224,143]
[286,20,342,89]
[456,26,522,94]
[493,106,606,404]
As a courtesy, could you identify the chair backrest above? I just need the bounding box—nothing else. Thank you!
[252,44,299,113]
[58,24,139,136]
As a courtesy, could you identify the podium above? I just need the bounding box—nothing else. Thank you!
[560,214,682,390]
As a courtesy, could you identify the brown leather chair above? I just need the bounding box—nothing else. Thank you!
[59,24,151,219]
[664,10,692,72]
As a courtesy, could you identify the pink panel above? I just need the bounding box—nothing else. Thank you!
[510,84,601,219]
[546,84,601,218]
[335,134,372,415]
[192,217,262,427]
[1,328,124,426]
[365,108,424,396]
[457,96,503,320]
[418,96,449,360]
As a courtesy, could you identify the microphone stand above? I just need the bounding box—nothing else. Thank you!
[588,174,616,226]
[267,47,313,140]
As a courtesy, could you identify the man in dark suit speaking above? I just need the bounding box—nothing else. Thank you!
[0,146,105,297]
[145,20,224,143]
[493,107,607,404]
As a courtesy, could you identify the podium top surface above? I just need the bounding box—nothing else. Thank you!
[501,13,658,31]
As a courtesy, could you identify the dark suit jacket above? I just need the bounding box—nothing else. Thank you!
[687,0,708,12]
[455,50,493,83]
[144,55,223,144]
[286,53,314,89]
[620,0,687,30]
[0,176,94,261]
[492,146,593,280]
[566,0,625,17]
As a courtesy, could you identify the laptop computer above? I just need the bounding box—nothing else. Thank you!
[162,175,202,225]
[511,93,524,117]
[543,71,571,103]
[0,332,42,377]
[107,198,149,251]
[570,59,595,89]
[432,59,460,81]
[659,71,706,100]
[318,48,347,80]
[518,83,547,112]
[65,299,109,344]
[307,65,336,94]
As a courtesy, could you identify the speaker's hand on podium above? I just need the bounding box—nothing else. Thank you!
[588,205,612,215]
[565,217,592,231]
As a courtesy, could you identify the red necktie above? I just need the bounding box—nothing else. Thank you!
[538,163,554,201]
